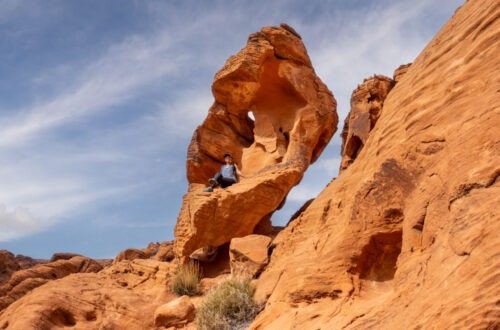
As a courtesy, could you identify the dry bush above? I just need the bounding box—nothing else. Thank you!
[172,262,202,296]
[196,276,261,330]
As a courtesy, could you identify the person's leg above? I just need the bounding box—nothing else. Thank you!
[220,177,237,188]
[209,172,221,187]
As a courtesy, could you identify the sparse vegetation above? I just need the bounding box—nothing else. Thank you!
[172,261,202,296]
[196,276,261,330]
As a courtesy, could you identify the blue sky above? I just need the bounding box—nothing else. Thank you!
[0,0,462,259]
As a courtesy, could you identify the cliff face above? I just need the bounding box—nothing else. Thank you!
[252,0,500,328]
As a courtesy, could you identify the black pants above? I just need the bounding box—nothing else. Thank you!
[213,173,237,188]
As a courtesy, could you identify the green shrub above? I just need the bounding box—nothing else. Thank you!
[172,262,202,296]
[196,277,261,330]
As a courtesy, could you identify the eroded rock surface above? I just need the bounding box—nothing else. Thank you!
[0,251,20,286]
[175,24,338,260]
[252,1,500,329]
[230,234,271,278]
[153,295,195,328]
[0,256,103,312]
[0,258,177,329]
[340,75,395,172]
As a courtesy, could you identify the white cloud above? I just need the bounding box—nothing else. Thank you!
[0,204,40,241]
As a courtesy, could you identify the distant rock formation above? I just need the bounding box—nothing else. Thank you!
[252,0,500,328]
[0,256,102,311]
[0,242,182,329]
[175,24,338,260]
[0,251,20,286]
[340,75,395,172]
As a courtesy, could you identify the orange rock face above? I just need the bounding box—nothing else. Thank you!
[175,24,338,260]
[230,234,271,278]
[252,1,500,329]
[340,75,395,172]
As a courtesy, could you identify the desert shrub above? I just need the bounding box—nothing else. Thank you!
[172,262,202,296]
[196,277,261,330]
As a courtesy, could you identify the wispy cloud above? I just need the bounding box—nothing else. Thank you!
[0,33,183,149]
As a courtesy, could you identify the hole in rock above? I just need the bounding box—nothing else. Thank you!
[199,243,230,278]
[345,135,363,160]
[248,111,255,122]
[48,308,77,327]
[356,231,402,282]
[1,321,8,329]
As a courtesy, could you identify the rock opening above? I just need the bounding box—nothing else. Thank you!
[356,231,402,282]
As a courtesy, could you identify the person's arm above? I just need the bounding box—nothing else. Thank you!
[234,164,245,179]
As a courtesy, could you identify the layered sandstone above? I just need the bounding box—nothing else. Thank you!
[175,24,338,260]
[252,0,500,329]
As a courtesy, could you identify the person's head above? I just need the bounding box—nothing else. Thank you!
[223,153,233,163]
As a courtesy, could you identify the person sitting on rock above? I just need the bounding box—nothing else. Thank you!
[204,153,244,192]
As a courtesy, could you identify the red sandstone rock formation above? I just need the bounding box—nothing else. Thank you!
[340,75,395,172]
[0,256,102,311]
[0,258,178,329]
[0,251,20,286]
[252,1,500,328]
[153,296,195,328]
[229,234,271,278]
[393,63,412,83]
[175,24,338,261]
[1,1,498,328]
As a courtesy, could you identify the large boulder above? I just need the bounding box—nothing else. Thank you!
[252,0,500,328]
[230,234,272,278]
[175,24,338,260]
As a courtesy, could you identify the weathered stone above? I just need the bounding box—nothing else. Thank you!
[393,63,412,83]
[0,256,103,311]
[50,252,82,262]
[175,24,338,260]
[340,75,395,172]
[113,248,147,263]
[230,235,272,278]
[0,258,177,329]
[0,250,20,286]
[154,241,175,262]
[252,1,500,328]
[153,295,195,327]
